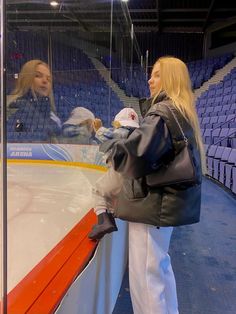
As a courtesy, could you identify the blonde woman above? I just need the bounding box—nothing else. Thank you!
[100,56,206,314]
[7,59,61,142]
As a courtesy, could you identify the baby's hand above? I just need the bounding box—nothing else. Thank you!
[93,118,103,131]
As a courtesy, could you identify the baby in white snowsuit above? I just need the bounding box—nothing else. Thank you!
[89,107,140,240]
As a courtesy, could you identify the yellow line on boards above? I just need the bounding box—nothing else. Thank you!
[7,159,107,172]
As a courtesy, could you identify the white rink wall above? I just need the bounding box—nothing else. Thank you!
[4,143,128,313]
[55,219,128,314]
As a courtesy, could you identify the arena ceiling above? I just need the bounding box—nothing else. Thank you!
[6,0,236,34]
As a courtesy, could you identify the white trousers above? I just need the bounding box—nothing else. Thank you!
[128,222,179,314]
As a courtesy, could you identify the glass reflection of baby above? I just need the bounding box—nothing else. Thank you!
[62,107,98,144]
[89,108,140,240]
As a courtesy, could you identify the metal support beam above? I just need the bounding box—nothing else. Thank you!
[203,0,216,32]
[156,0,161,32]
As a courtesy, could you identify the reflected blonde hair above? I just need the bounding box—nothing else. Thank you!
[7,59,56,112]
[152,56,206,174]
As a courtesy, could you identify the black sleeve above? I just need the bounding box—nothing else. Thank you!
[100,114,173,179]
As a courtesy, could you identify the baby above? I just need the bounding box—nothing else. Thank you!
[89,107,140,240]
[62,106,98,144]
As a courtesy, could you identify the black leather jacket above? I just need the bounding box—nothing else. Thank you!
[100,92,202,227]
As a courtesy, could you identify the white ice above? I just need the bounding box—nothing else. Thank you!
[0,163,103,292]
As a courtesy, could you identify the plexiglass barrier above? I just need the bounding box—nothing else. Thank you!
[1,0,146,310]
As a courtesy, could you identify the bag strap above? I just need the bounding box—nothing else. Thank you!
[148,101,188,154]
[161,103,188,144]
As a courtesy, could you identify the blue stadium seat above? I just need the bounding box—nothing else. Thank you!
[219,148,232,185]
[212,146,226,179]
[225,149,236,190]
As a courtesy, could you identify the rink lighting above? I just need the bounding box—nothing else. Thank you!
[50,1,59,6]
[121,0,129,2]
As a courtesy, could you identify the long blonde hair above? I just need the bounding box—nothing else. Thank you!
[7,59,56,112]
[152,56,206,174]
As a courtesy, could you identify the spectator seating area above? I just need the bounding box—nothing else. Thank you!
[188,53,234,89]
[197,66,236,194]
[54,75,124,127]
[6,30,236,194]
[7,32,124,131]
[101,57,150,98]
[7,31,48,76]
[51,41,95,72]
[205,144,236,194]
[102,53,234,97]
[50,41,124,126]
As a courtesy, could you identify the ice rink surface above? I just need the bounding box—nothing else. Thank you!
[1,162,103,292]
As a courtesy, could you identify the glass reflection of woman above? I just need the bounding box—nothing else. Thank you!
[7,59,61,143]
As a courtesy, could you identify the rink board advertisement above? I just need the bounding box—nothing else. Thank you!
[7,143,105,166]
